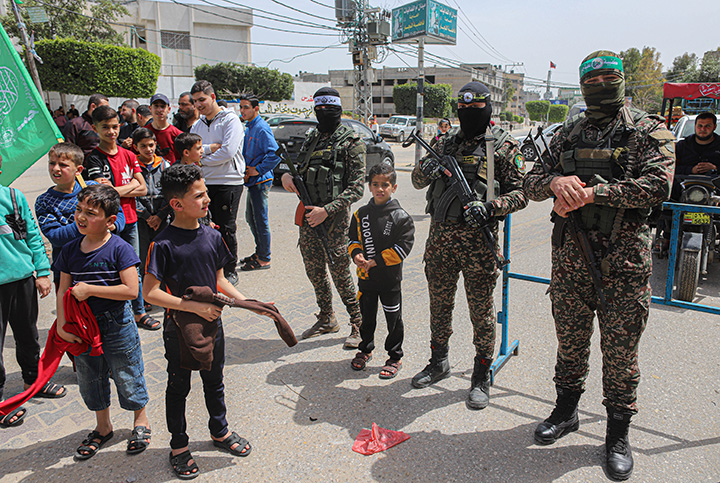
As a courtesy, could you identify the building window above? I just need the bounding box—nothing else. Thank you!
[384,79,394,86]
[384,97,394,104]
[161,31,191,50]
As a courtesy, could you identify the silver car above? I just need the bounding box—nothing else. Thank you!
[379,115,416,142]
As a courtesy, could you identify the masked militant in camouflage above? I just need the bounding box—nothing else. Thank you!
[411,81,528,411]
[522,50,675,481]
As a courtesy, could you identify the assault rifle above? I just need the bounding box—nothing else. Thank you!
[403,130,509,269]
[524,127,608,313]
[276,144,334,265]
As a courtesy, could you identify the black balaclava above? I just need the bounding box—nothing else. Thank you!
[457,81,492,139]
[579,50,625,127]
[313,87,343,133]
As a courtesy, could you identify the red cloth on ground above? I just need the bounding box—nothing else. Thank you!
[352,423,410,455]
[0,289,102,416]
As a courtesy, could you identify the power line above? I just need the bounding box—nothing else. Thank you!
[266,0,330,21]
[263,43,344,67]
[448,0,516,64]
[200,0,341,31]
[306,0,334,9]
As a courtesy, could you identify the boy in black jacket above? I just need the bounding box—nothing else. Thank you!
[348,162,415,378]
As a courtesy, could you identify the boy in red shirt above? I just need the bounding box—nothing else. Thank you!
[86,105,160,331]
[148,94,183,164]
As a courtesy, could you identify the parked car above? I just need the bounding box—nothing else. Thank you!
[261,114,301,132]
[273,118,395,183]
[518,122,563,161]
[673,114,720,142]
[379,115,416,142]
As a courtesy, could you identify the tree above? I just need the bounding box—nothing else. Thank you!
[0,0,129,45]
[621,47,664,113]
[392,83,452,118]
[548,104,569,123]
[35,38,160,97]
[696,48,720,82]
[666,52,698,83]
[525,100,550,121]
[194,63,293,101]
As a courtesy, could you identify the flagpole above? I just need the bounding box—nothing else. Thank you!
[9,0,43,97]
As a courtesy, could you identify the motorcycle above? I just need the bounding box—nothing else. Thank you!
[654,174,720,301]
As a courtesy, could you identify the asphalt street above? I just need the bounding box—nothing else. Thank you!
[0,140,718,482]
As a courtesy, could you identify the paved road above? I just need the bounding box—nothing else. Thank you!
[1,147,719,482]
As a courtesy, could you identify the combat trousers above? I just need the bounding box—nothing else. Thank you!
[424,222,498,357]
[299,212,361,321]
[549,227,651,414]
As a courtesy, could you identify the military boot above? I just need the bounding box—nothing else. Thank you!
[466,356,492,410]
[534,386,582,445]
[605,408,634,481]
[411,345,450,388]
[343,318,362,349]
[301,312,340,340]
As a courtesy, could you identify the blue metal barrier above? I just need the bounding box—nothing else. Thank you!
[493,203,720,384]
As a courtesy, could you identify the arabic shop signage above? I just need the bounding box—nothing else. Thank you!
[391,0,457,45]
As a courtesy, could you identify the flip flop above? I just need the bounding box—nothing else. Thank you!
[35,382,67,399]
[136,314,161,331]
[0,406,27,427]
[240,258,271,271]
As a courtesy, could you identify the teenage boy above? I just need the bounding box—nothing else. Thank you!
[238,93,280,270]
[54,184,151,459]
[144,164,253,479]
[348,162,414,378]
[36,143,126,281]
[0,155,66,428]
[190,80,246,285]
[148,94,183,164]
[86,105,160,331]
[133,128,171,284]
[175,132,204,167]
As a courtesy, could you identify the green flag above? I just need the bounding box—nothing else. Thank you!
[0,23,63,185]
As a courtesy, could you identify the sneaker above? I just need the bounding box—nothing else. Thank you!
[226,272,239,286]
[301,313,340,339]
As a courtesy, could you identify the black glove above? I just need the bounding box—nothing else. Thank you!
[420,157,443,180]
[463,201,494,228]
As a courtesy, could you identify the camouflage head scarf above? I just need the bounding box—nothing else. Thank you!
[579,50,625,127]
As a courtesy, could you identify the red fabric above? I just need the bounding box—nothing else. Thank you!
[148,124,183,164]
[96,146,143,223]
[663,83,720,100]
[0,290,102,416]
[352,423,410,455]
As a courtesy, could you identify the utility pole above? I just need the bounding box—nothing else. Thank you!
[544,67,552,100]
[415,37,424,164]
[9,0,43,97]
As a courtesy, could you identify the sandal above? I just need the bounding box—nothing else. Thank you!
[351,351,372,371]
[136,314,161,331]
[0,406,27,427]
[213,431,252,457]
[75,430,114,460]
[240,253,257,265]
[379,359,402,379]
[127,425,151,455]
[240,258,271,271]
[35,382,67,399]
[169,450,199,480]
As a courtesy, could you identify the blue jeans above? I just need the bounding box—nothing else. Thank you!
[245,182,271,262]
[74,302,149,411]
[120,222,145,315]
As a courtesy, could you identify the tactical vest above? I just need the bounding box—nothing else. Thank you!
[560,107,649,235]
[426,127,510,222]
[299,125,357,206]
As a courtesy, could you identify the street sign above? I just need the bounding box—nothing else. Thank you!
[391,0,457,45]
[0,24,63,185]
[26,6,49,24]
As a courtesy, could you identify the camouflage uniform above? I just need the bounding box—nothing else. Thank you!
[412,130,528,357]
[297,125,365,324]
[523,107,675,413]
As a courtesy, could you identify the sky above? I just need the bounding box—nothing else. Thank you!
[233,0,720,93]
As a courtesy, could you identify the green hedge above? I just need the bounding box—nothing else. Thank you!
[393,82,452,118]
[548,104,570,123]
[35,38,160,97]
[525,100,550,122]
[194,63,293,101]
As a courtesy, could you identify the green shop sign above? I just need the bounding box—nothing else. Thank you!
[392,0,457,45]
[0,24,63,185]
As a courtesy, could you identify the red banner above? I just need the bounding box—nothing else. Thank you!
[663,83,720,100]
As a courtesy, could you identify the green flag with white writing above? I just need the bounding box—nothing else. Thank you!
[0,23,63,185]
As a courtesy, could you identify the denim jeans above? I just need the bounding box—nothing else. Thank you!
[245,181,272,262]
[164,322,229,449]
[119,222,145,315]
[74,301,149,411]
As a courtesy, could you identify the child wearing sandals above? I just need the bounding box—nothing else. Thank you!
[143,164,252,480]
[348,162,415,379]
[53,184,151,459]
